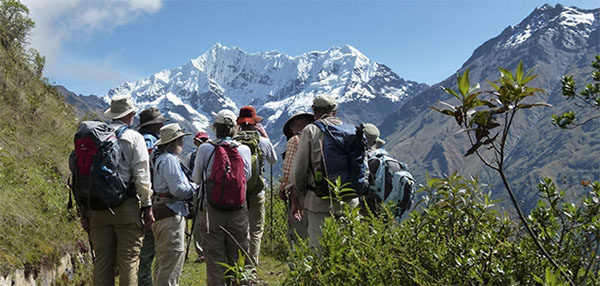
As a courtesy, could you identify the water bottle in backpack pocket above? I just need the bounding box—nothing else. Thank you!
[312,121,369,198]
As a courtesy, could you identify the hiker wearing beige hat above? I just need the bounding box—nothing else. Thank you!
[89,94,154,285]
[192,109,252,285]
[234,105,277,266]
[137,107,168,286]
[363,123,386,151]
[292,94,360,250]
[151,123,196,285]
[279,112,314,248]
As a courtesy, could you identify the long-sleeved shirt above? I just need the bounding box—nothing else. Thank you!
[109,120,153,207]
[259,136,278,166]
[153,152,196,216]
[280,134,300,192]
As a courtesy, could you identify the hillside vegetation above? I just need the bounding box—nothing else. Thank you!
[0,0,84,275]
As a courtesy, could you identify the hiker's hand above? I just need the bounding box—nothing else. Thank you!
[255,123,268,138]
[80,218,90,233]
[290,194,303,221]
[143,207,155,229]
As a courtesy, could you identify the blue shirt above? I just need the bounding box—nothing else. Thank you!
[153,152,196,216]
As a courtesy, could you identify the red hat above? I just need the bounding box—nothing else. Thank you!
[236,106,263,125]
[194,131,209,143]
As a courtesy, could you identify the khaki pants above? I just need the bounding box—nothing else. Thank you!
[306,210,330,250]
[247,190,265,265]
[152,215,186,286]
[199,203,249,286]
[89,198,143,286]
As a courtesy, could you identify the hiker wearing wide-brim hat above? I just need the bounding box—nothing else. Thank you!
[279,112,313,249]
[90,94,154,285]
[283,112,314,140]
[154,123,192,146]
[137,107,169,286]
[104,95,137,119]
[151,122,196,285]
[139,107,169,128]
[237,106,263,125]
[363,123,386,151]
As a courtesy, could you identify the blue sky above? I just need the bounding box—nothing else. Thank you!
[22,0,599,96]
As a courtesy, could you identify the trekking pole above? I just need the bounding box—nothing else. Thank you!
[185,183,203,262]
[68,176,95,262]
[269,164,274,252]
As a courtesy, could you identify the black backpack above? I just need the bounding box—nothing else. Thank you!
[312,121,369,198]
[69,121,133,212]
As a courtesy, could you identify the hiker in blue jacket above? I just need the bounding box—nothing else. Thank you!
[151,123,196,286]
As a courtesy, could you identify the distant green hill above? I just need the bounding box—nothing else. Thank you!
[0,0,84,275]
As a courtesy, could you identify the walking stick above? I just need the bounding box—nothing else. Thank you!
[270,164,274,252]
[182,163,203,262]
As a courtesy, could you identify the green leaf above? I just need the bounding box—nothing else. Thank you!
[516,61,524,83]
[498,67,514,82]
[458,69,470,97]
[441,86,460,99]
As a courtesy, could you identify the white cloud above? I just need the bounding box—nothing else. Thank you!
[21,0,163,93]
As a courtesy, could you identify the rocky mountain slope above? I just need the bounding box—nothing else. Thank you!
[380,4,599,212]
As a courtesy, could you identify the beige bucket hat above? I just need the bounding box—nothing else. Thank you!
[104,95,136,119]
[154,123,192,146]
[363,123,385,150]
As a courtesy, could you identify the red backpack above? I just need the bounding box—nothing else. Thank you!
[206,141,247,210]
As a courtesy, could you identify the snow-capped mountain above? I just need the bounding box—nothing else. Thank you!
[107,44,428,143]
[381,4,599,213]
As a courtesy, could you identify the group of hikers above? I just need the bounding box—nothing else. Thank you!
[69,93,414,286]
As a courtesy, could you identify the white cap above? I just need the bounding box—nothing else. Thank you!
[215,109,237,126]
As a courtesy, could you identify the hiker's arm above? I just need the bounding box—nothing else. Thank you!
[239,145,253,180]
[163,155,194,200]
[259,137,278,165]
[192,144,211,184]
[132,133,153,207]
[279,135,299,196]
[292,127,313,197]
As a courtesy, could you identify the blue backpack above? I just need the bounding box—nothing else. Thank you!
[366,149,415,218]
[312,121,369,198]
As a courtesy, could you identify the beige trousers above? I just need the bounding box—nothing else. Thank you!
[89,197,143,286]
[152,215,186,286]
[199,203,249,286]
[247,190,265,265]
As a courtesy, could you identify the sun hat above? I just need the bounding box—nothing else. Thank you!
[363,123,386,150]
[236,106,263,125]
[215,109,237,127]
[283,112,314,139]
[154,123,192,146]
[194,131,209,143]
[104,95,136,119]
[138,107,168,128]
[312,95,336,109]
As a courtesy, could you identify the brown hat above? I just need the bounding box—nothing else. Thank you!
[283,112,314,139]
[104,95,136,119]
[138,107,168,128]
[313,95,336,109]
[237,106,263,125]
[154,123,192,146]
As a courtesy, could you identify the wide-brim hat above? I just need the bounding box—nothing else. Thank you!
[373,138,386,150]
[283,112,314,139]
[237,106,263,125]
[154,123,191,146]
[313,94,336,109]
[104,95,136,119]
[138,107,168,128]
[194,131,209,143]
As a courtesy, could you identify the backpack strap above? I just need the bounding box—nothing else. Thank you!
[115,125,129,139]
